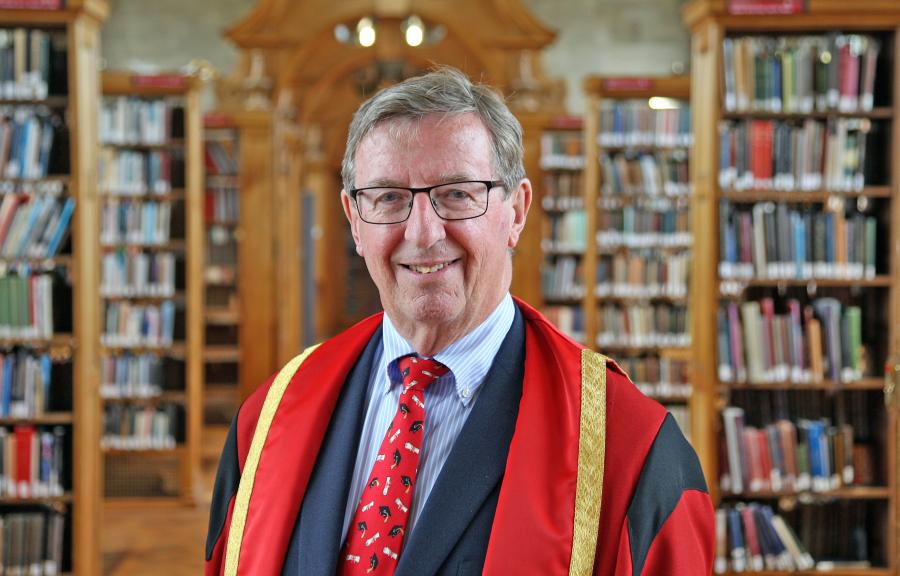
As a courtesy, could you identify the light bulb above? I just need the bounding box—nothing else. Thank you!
[357,17,376,47]
[648,97,680,110]
[404,15,424,47]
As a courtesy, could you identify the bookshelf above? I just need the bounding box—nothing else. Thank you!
[98,71,203,505]
[0,2,107,574]
[537,115,586,343]
[582,76,694,438]
[202,112,240,424]
[683,1,900,572]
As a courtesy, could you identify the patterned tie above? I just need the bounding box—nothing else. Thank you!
[338,355,449,575]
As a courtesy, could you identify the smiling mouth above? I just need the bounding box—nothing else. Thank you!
[402,259,459,274]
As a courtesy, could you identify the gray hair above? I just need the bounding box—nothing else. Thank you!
[341,66,525,196]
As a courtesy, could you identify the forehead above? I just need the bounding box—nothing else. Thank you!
[354,113,494,185]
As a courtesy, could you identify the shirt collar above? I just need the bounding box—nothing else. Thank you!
[380,293,515,406]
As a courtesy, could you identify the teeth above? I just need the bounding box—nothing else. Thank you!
[409,262,448,274]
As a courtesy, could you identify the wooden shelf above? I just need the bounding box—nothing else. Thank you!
[0,255,73,267]
[721,107,892,120]
[100,343,187,357]
[720,486,891,500]
[0,96,68,107]
[101,391,186,404]
[100,240,187,252]
[103,446,186,456]
[205,308,240,325]
[0,493,72,505]
[721,570,890,576]
[99,139,185,151]
[0,413,73,425]
[100,292,184,304]
[720,187,891,202]
[204,345,240,363]
[721,378,884,391]
[720,277,892,289]
[99,190,185,201]
[0,334,74,350]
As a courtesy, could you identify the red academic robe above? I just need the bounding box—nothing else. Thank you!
[205,298,714,575]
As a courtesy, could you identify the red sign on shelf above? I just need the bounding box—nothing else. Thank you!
[727,0,806,15]
[0,0,63,9]
[603,78,654,92]
[131,74,187,90]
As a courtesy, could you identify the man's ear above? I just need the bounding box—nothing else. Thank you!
[342,190,364,256]
[507,178,532,249]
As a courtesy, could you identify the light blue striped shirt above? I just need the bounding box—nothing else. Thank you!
[339,293,516,544]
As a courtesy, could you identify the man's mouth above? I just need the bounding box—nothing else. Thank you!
[402,259,458,274]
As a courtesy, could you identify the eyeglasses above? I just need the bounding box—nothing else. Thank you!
[349,180,504,225]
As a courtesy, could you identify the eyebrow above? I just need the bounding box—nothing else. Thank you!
[359,173,476,188]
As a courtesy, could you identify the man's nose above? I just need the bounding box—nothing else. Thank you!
[404,193,446,248]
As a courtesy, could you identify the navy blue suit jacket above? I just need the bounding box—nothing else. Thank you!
[281,307,526,576]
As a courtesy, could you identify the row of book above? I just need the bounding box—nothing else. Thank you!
[100,353,182,399]
[722,34,881,114]
[721,408,869,495]
[0,193,72,259]
[0,425,65,498]
[0,108,65,181]
[0,269,54,340]
[101,403,180,450]
[204,138,238,175]
[718,118,874,192]
[596,303,690,349]
[596,251,689,299]
[541,256,583,302]
[100,251,176,298]
[598,102,692,148]
[617,355,691,399]
[718,201,877,281]
[718,298,864,385]
[100,97,180,145]
[542,210,586,253]
[0,28,67,101]
[596,205,692,249]
[715,503,814,573]
[204,185,238,225]
[98,148,181,195]
[101,301,176,349]
[0,350,51,418]
[541,306,584,343]
[540,172,583,210]
[100,199,172,246]
[0,510,65,575]
[539,131,584,170]
[600,151,691,197]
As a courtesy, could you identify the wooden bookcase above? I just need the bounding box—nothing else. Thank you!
[582,76,695,437]
[202,112,240,424]
[0,3,106,574]
[534,114,586,341]
[684,1,900,572]
[98,71,203,504]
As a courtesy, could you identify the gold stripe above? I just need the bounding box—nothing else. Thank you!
[224,344,320,576]
[569,349,607,576]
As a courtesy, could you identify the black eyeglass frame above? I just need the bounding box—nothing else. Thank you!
[348,179,505,224]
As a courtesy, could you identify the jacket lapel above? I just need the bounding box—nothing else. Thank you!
[395,307,525,576]
[283,329,383,576]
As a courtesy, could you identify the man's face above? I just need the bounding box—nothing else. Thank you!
[342,113,530,340]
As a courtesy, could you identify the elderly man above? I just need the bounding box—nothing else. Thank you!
[205,67,714,576]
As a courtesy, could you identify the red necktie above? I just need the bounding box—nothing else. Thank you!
[338,355,449,575]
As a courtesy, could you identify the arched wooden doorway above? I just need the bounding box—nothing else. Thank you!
[226,0,564,396]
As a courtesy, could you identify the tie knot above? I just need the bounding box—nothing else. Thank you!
[397,355,449,392]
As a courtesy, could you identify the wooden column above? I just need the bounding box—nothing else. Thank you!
[236,112,278,399]
[70,11,104,575]
[687,20,722,499]
[273,119,304,365]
